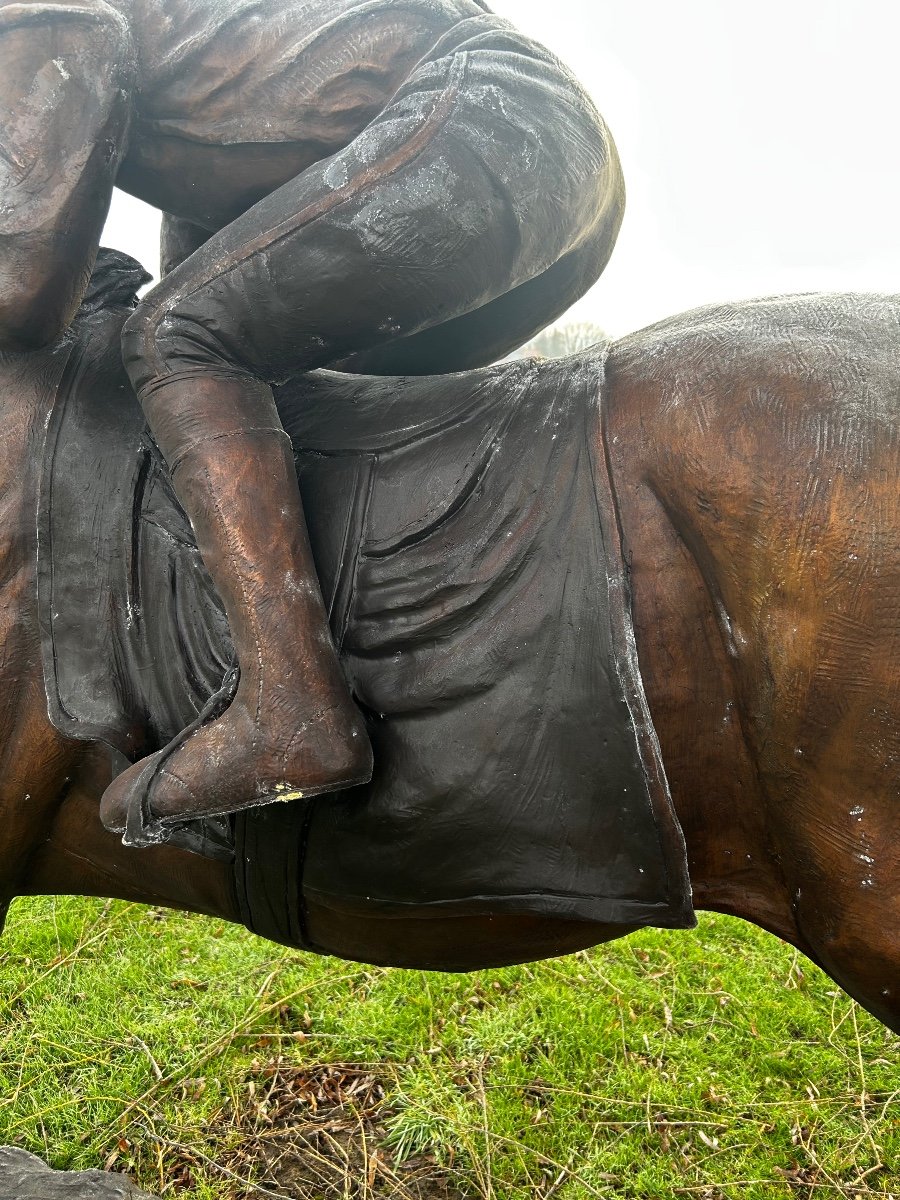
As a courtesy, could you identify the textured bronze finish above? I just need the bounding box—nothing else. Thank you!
[0,1,895,1037]
[0,0,624,829]
[37,267,693,920]
[605,296,900,1033]
[0,270,896,1033]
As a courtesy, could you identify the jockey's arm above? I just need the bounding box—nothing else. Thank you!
[0,0,134,351]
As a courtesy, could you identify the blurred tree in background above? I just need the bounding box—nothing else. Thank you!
[510,321,608,359]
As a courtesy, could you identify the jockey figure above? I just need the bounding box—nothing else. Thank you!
[0,0,624,838]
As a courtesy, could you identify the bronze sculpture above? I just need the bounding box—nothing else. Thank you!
[0,254,896,1035]
[0,0,624,837]
[0,0,896,1045]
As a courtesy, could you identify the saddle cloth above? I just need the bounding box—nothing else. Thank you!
[39,339,695,944]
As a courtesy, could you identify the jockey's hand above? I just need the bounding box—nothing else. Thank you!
[0,0,133,350]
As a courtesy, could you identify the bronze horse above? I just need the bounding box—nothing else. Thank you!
[2,258,897,1034]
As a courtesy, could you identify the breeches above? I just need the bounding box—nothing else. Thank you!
[122,15,624,390]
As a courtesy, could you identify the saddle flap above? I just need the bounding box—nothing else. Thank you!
[39,314,693,930]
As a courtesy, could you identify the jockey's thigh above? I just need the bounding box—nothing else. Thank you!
[336,223,619,375]
[123,16,623,390]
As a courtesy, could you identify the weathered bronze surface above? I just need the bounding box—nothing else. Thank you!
[0,0,896,1040]
[0,259,896,1034]
[36,257,693,928]
[0,0,625,833]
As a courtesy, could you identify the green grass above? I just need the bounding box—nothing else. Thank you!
[0,896,896,1198]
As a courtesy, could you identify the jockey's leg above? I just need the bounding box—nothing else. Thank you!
[0,0,132,350]
[99,16,623,838]
[157,214,613,375]
[98,370,375,840]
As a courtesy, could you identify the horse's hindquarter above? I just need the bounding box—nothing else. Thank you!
[607,295,900,1025]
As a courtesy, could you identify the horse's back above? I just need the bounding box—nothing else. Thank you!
[611,291,900,447]
[607,293,900,1023]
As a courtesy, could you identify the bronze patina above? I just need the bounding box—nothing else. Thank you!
[0,0,896,1040]
[0,256,896,1035]
[0,0,624,834]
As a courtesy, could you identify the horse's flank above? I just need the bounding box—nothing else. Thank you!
[606,294,900,1029]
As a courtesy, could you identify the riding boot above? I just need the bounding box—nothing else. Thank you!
[99,372,372,842]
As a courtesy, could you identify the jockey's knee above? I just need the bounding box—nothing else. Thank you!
[121,292,239,398]
[121,294,281,472]
[439,34,625,280]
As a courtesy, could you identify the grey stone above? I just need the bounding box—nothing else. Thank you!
[0,1147,160,1199]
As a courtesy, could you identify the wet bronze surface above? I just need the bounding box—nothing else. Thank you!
[0,3,896,1033]
[1,278,896,1032]
[606,296,900,1031]
[1,0,624,835]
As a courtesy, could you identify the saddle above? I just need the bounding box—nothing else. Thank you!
[39,289,694,950]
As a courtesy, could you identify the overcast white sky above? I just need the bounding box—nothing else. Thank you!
[102,0,900,337]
